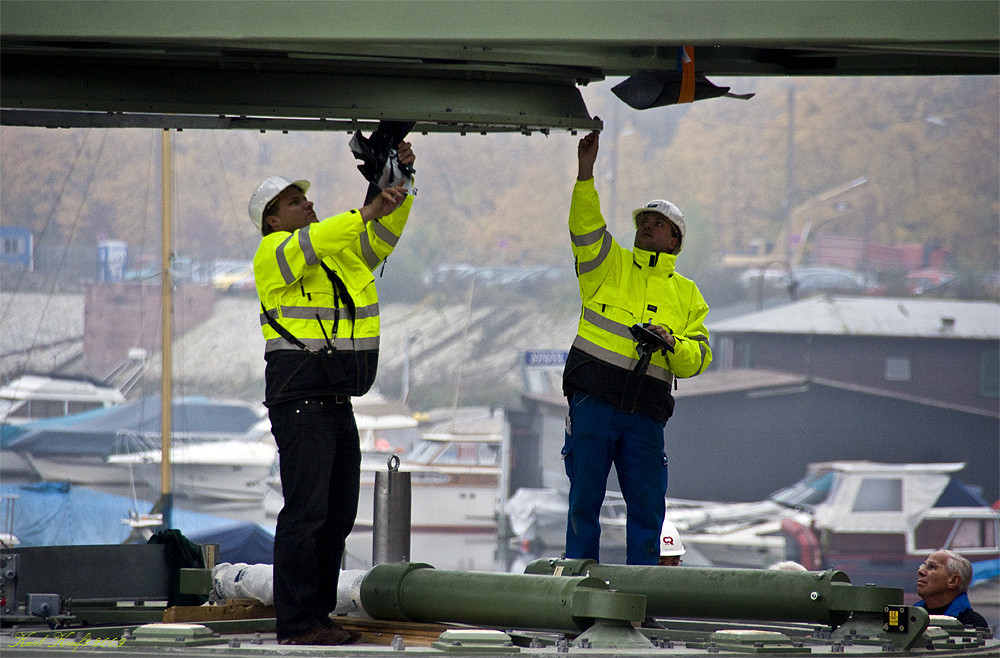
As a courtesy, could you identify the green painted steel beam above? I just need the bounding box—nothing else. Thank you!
[0,52,599,134]
[2,1,996,75]
[2,0,996,132]
[178,568,214,597]
[3,1,996,52]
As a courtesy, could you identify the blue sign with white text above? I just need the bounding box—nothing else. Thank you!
[524,350,568,367]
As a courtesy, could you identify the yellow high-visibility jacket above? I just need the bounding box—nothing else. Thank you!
[562,179,711,422]
[253,196,413,405]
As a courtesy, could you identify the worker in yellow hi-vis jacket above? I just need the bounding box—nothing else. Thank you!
[562,127,711,566]
[248,138,415,646]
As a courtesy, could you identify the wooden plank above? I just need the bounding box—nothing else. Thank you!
[163,599,274,623]
[337,617,460,647]
[164,604,462,647]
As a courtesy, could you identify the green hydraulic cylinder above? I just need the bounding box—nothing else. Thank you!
[360,561,646,632]
[524,558,903,628]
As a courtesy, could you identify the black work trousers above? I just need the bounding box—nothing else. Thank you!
[269,396,360,640]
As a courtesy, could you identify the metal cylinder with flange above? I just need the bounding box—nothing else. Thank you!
[372,454,410,565]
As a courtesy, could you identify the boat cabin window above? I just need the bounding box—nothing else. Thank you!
[770,471,834,508]
[0,400,25,420]
[67,400,104,415]
[434,442,477,465]
[18,399,66,419]
[478,443,499,465]
[408,441,439,463]
[851,478,902,512]
[915,517,1000,552]
[2,398,104,420]
[431,441,499,465]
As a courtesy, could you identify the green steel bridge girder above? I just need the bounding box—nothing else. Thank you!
[2,1,997,133]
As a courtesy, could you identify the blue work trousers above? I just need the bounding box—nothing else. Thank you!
[562,393,668,565]
[270,396,360,640]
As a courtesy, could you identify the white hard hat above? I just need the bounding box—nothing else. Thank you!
[659,519,686,557]
[248,176,310,234]
[632,199,686,254]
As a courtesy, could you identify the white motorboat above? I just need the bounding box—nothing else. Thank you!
[507,461,1000,590]
[107,432,276,506]
[266,406,508,534]
[3,395,269,492]
[506,487,629,550]
[1,374,128,478]
[357,430,503,533]
[0,374,125,425]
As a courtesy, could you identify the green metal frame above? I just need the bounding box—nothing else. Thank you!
[2,1,997,133]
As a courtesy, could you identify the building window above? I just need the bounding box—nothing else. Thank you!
[715,336,734,370]
[981,350,999,398]
[885,357,911,382]
[736,340,755,369]
[2,236,25,256]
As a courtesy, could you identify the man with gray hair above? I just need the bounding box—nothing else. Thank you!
[915,550,990,630]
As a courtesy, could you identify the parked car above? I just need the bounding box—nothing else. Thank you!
[228,270,257,294]
[783,267,869,297]
[738,265,789,290]
[212,263,253,293]
[906,268,957,296]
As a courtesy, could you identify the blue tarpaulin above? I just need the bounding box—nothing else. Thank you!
[3,395,264,454]
[1,481,274,564]
[188,522,276,565]
[972,558,1000,587]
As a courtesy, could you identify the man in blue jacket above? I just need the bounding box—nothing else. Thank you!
[915,550,990,630]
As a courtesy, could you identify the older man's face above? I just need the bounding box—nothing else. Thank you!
[916,551,959,600]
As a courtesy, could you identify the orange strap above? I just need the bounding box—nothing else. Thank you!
[678,46,696,104]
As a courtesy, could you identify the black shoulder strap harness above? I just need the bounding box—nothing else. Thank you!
[261,262,357,353]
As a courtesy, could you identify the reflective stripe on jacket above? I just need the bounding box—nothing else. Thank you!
[563,178,711,421]
[253,196,412,404]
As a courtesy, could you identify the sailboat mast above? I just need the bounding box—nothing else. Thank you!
[160,129,173,523]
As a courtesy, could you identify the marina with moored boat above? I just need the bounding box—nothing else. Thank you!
[2,0,998,653]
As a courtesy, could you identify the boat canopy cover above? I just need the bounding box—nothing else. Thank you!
[810,464,979,533]
[936,478,992,508]
[0,481,274,564]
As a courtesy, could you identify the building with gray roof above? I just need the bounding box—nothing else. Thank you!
[710,297,999,414]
